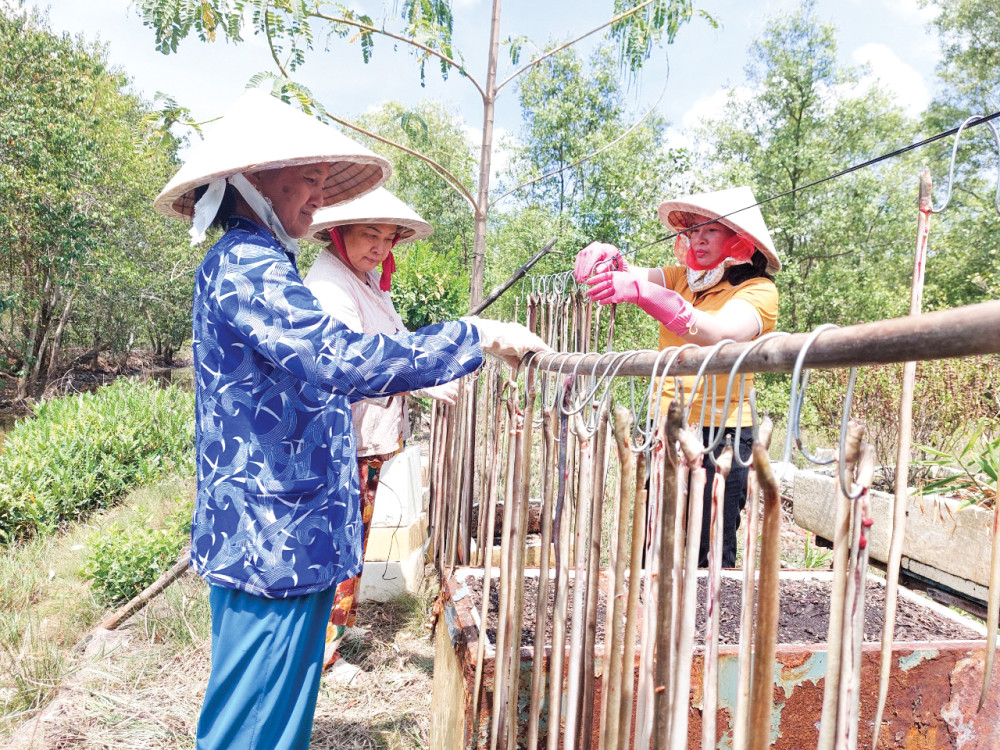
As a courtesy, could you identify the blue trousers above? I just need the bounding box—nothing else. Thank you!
[196,584,337,750]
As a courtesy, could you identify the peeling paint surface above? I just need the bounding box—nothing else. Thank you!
[899,648,939,671]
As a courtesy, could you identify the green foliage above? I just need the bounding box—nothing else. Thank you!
[695,0,917,332]
[609,0,698,72]
[0,4,198,393]
[803,356,1000,489]
[0,379,195,544]
[391,241,469,329]
[84,502,190,607]
[917,423,999,509]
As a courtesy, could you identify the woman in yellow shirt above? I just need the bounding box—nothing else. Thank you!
[574,186,779,567]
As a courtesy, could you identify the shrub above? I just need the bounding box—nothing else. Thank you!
[0,379,194,544]
[803,355,1000,489]
[391,241,469,330]
[84,501,191,607]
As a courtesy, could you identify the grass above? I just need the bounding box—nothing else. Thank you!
[0,474,194,738]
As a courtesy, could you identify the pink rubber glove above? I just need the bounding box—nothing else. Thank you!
[573,242,629,283]
[586,271,698,336]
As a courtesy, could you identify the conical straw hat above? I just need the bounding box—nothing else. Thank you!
[308,188,433,243]
[657,186,781,273]
[154,88,391,221]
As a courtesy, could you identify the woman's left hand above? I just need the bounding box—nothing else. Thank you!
[415,380,460,406]
[585,271,643,305]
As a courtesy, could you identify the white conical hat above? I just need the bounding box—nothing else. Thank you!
[307,188,433,243]
[154,88,391,221]
[657,186,781,273]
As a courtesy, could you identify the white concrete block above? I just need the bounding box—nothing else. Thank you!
[357,543,426,603]
[372,445,423,528]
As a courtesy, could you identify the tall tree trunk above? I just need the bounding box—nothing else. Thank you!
[44,287,77,382]
[469,0,502,309]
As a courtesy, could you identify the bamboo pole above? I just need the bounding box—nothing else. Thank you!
[667,428,707,750]
[564,413,595,749]
[618,449,648,749]
[703,445,733,750]
[747,435,782,750]
[872,167,933,746]
[525,300,1000,377]
[546,388,574,750]
[600,406,636,750]
[447,382,471,570]
[817,420,864,750]
[981,469,1000,711]
[732,417,772,750]
[526,406,559,748]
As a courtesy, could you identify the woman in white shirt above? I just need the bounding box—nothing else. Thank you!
[304,188,457,684]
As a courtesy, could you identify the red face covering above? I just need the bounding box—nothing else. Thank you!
[329,226,401,291]
[677,232,756,270]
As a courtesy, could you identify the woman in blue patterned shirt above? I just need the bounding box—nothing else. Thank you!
[154,89,548,750]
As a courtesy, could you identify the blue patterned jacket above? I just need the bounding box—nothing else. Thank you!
[191,217,482,598]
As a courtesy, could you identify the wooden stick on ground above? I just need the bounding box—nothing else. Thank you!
[873,166,933,746]
[703,444,733,750]
[747,434,782,750]
[99,547,191,631]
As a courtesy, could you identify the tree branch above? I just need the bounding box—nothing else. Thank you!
[495,0,656,92]
[322,112,478,213]
[264,11,290,78]
[491,65,668,208]
[310,11,485,100]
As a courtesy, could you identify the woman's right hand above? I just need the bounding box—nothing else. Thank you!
[573,242,628,283]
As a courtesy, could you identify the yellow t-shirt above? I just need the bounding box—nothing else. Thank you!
[657,266,778,428]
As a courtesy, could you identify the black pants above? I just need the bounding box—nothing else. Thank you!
[698,427,753,568]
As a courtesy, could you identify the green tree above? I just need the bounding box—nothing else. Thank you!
[695,0,917,331]
[919,0,1000,309]
[137,0,700,306]
[0,3,195,396]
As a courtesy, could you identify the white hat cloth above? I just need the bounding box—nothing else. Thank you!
[307,188,433,244]
[657,186,781,273]
[154,87,391,227]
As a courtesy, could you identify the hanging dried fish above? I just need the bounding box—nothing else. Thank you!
[703,443,734,750]
[732,417,772,750]
[618,448,648,749]
[667,426,707,750]
[873,168,932,745]
[981,471,1000,712]
[817,419,864,750]
[526,405,559,748]
[836,440,875,750]
[747,430,783,750]
[563,411,595,750]
[600,406,636,750]
[546,384,574,750]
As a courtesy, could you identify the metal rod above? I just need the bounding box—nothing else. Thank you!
[468,239,558,316]
[523,300,1000,377]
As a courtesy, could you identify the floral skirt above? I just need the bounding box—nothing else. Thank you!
[323,450,396,669]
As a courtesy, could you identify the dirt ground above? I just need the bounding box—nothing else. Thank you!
[6,571,439,750]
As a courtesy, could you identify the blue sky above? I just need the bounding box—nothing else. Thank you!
[38,0,941,154]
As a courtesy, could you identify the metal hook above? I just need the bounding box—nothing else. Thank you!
[779,323,840,475]
[933,114,1000,216]
[681,338,736,447]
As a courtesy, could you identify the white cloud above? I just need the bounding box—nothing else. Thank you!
[664,85,754,151]
[851,43,931,116]
[883,0,939,24]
